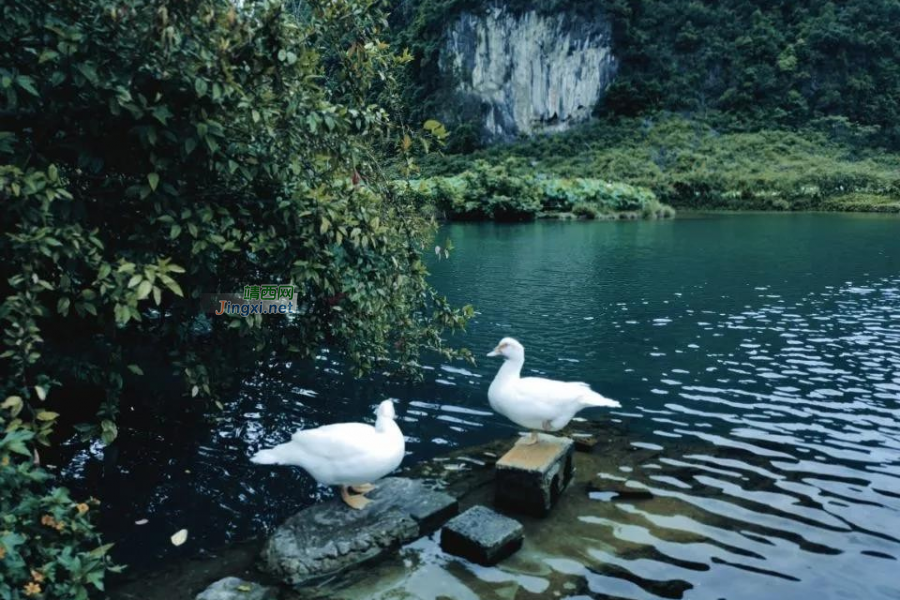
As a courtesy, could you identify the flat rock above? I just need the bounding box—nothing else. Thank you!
[440,505,524,566]
[195,577,276,600]
[261,477,457,586]
[495,434,575,516]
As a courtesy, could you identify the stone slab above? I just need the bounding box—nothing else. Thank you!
[495,434,574,516]
[261,477,458,586]
[195,577,276,600]
[440,505,524,566]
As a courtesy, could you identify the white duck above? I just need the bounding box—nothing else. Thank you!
[250,399,404,509]
[487,337,620,444]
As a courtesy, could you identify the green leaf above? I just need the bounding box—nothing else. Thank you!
[90,543,115,557]
[1,396,23,417]
[127,364,144,375]
[148,172,160,191]
[101,419,117,444]
[36,410,59,421]
[16,75,39,96]
[136,280,153,300]
[165,278,184,297]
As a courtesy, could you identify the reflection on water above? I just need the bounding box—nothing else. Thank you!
[66,213,900,599]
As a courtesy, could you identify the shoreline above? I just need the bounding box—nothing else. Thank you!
[107,418,758,600]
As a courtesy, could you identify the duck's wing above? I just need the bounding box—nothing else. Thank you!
[516,377,590,406]
[289,422,379,460]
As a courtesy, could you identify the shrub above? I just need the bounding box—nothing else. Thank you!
[571,202,601,219]
[2,0,472,589]
[1,0,472,442]
[417,115,900,213]
[0,430,119,600]
[460,162,542,221]
[399,160,669,221]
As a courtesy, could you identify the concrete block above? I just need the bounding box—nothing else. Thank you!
[440,505,524,565]
[495,433,574,516]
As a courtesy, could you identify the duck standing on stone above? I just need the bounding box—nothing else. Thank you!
[251,399,405,509]
[487,338,621,444]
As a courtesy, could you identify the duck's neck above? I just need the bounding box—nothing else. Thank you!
[376,416,402,437]
[494,356,524,383]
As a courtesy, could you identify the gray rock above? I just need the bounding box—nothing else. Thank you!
[195,577,276,600]
[261,477,457,586]
[495,434,575,516]
[440,505,524,566]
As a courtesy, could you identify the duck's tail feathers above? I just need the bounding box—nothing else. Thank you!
[251,446,285,465]
[578,390,621,409]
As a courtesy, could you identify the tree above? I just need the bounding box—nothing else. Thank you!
[2,0,471,440]
[1,1,471,593]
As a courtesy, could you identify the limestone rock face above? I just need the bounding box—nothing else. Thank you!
[440,4,616,141]
[261,478,457,586]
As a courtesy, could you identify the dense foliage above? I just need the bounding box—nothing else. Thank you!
[397,161,672,220]
[1,430,118,600]
[393,0,900,149]
[419,116,900,212]
[603,0,900,147]
[1,0,471,434]
[1,0,470,593]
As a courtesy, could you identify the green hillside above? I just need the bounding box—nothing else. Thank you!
[392,0,900,212]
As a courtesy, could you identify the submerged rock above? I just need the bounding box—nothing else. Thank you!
[261,477,457,586]
[587,476,654,500]
[195,577,276,600]
[441,505,524,566]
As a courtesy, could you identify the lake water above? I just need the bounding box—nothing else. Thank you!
[67,213,900,598]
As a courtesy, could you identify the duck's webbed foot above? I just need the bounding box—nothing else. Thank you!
[340,485,372,510]
[351,483,375,494]
[517,430,540,446]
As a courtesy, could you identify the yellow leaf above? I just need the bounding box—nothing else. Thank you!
[34,386,48,401]
[170,529,188,546]
[401,134,411,151]
[36,411,59,421]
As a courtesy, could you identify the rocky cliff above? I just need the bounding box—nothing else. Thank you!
[439,5,616,141]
